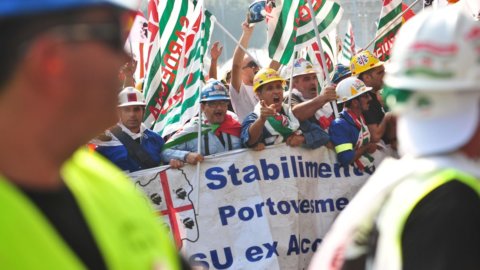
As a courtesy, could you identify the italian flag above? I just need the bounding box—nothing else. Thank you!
[266,0,343,65]
[143,0,214,137]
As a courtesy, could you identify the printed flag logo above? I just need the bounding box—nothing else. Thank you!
[135,169,199,249]
[127,93,138,102]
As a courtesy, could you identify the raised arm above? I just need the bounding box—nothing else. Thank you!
[231,21,255,93]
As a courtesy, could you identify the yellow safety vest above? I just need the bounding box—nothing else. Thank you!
[0,149,180,270]
[373,168,480,270]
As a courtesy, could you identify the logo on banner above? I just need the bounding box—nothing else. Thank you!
[135,169,199,249]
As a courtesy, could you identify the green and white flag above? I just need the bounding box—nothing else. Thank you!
[339,19,355,65]
[143,0,214,137]
[266,0,343,65]
[373,0,403,61]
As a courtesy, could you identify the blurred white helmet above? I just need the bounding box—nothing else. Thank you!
[118,87,146,107]
[384,6,480,157]
[384,5,480,91]
[336,77,372,104]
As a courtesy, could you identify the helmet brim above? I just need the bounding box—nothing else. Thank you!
[118,102,146,107]
[337,86,373,104]
[200,97,230,102]
[254,78,286,92]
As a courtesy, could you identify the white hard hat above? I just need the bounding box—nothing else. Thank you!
[118,87,146,107]
[384,6,480,157]
[384,5,480,91]
[292,58,318,78]
[335,77,372,104]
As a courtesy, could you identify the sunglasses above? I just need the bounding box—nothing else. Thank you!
[206,100,229,108]
[47,21,124,51]
[242,60,259,69]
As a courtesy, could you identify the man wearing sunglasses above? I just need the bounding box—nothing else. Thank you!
[230,21,261,122]
[166,80,243,157]
[0,1,182,269]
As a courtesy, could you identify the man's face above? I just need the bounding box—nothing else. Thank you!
[241,57,260,85]
[118,105,144,132]
[201,100,229,124]
[363,65,385,91]
[62,8,129,134]
[256,81,284,112]
[292,73,318,99]
[358,92,372,111]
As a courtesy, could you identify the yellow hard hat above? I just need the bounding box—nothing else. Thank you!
[135,78,144,93]
[350,50,384,76]
[253,68,285,92]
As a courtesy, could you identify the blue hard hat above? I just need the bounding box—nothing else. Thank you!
[0,0,137,17]
[200,80,230,102]
[332,64,352,84]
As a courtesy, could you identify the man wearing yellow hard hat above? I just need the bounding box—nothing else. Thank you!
[241,68,325,150]
[351,50,396,149]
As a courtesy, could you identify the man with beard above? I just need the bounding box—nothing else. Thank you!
[329,77,378,173]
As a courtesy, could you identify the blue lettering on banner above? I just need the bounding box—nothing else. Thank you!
[218,197,349,226]
[287,235,322,255]
[189,242,280,268]
[189,247,233,269]
[205,156,363,191]
[245,242,279,262]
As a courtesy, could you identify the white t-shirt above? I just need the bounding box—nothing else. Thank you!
[229,83,258,122]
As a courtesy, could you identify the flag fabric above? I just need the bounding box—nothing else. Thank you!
[339,19,356,65]
[373,0,404,61]
[163,112,241,150]
[402,3,415,22]
[302,28,337,82]
[124,11,148,80]
[143,0,214,137]
[266,0,343,65]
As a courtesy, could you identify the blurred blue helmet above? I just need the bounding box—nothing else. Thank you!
[0,0,137,17]
[201,80,230,102]
[332,64,352,84]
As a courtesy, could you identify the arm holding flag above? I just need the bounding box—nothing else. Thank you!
[162,130,204,166]
[231,21,256,93]
[291,85,337,121]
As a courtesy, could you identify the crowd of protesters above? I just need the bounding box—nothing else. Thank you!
[94,18,398,174]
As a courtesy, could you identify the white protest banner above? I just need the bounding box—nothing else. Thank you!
[130,144,387,269]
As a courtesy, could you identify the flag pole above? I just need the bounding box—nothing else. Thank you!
[287,51,298,109]
[212,17,263,68]
[195,3,208,214]
[362,0,421,51]
[306,0,339,118]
